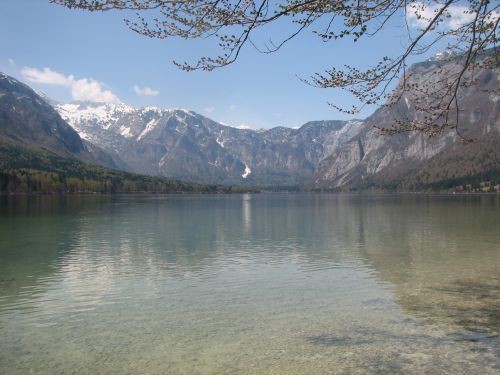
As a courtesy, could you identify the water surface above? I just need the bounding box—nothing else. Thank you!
[0,194,499,374]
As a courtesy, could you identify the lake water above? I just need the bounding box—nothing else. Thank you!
[0,194,499,374]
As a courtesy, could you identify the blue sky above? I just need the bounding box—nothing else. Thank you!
[0,0,455,129]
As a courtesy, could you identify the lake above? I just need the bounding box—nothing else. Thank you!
[0,194,499,374]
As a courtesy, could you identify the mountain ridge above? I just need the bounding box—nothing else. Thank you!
[1,49,498,191]
[56,100,354,185]
[312,52,499,191]
[0,73,254,194]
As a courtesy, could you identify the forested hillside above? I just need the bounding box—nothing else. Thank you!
[0,139,251,194]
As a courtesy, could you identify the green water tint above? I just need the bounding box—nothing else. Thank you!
[0,194,498,374]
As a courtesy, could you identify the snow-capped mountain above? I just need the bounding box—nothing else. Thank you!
[56,101,353,185]
[48,50,500,190]
[1,47,497,191]
[52,49,498,189]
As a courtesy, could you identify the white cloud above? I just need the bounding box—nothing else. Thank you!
[72,78,120,104]
[7,58,15,66]
[204,107,215,113]
[447,6,476,29]
[407,3,476,29]
[21,66,120,104]
[229,104,236,111]
[21,67,74,86]
[133,85,159,96]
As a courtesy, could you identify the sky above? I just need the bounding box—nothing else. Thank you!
[0,0,464,129]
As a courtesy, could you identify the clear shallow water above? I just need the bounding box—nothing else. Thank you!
[0,194,499,374]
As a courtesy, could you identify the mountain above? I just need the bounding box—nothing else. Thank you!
[56,51,498,191]
[57,101,355,185]
[0,72,123,170]
[0,73,85,156]
[312,51,500,191]
[0,138,243,194]
[0,73,247,194]
[3,49,497,192]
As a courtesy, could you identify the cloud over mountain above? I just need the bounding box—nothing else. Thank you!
[21,66,120,104]
[133,85,159,96]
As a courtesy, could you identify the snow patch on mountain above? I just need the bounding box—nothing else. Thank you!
[158,154,168,167]
[216,136,225,148]
[242,163,251,178]
[57,102,134,133]
[120,125,133,138]
[138,118,160,141]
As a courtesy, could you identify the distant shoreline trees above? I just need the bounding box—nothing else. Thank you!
[0,168,258,194]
